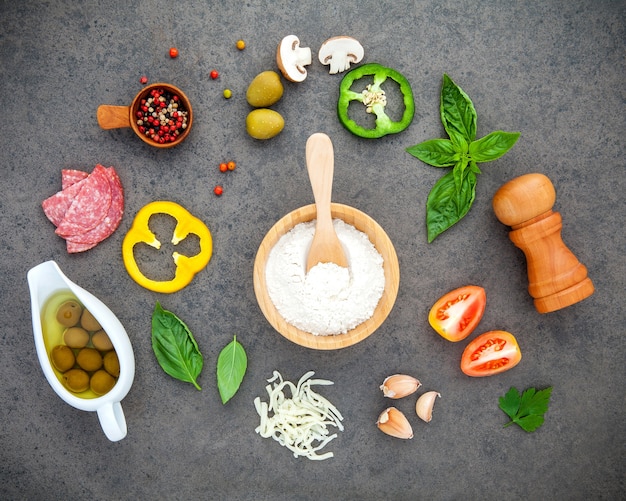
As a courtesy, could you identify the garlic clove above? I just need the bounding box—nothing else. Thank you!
[415,391,441,423]
[376,407,414,439]
[380,374,422,399]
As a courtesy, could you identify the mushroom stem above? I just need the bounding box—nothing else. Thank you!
[277,35,312,83]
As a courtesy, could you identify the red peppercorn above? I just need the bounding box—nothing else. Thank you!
[210,70,219,80]
[139,76,148,84]
[214,185,223,196]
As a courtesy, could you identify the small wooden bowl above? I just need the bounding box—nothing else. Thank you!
[97,83,193,148]
[253,203,400,350]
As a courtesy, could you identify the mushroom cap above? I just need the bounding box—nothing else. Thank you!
[318,36,364,74]
[276,35,312,83]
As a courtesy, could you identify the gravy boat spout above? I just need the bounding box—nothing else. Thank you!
[27,260,135,441]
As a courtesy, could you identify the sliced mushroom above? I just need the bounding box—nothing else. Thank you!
[276,35,312,83]
[318,36,364,74]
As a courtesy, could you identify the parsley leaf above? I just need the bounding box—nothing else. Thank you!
[499,386,553,432]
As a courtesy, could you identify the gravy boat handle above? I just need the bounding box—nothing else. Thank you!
[97,401,128,442]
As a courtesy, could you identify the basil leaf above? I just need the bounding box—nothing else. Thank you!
[216,335,247,404]
[440,74,477,143]
[151,302,203,390]
[452,157,469,193]
[408,73,520,242]
[406,138,459,167]
[469,160,482,175]
[426,169,477,242]
[469,131,521,163]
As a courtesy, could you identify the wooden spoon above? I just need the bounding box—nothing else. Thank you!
[305,133,349,273]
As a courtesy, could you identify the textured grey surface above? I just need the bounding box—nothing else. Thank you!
[1,0,625,499]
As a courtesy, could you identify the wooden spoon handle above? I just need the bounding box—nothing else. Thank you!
[306,133,335,226]
[305,133,348,272]
[97,105,131,129]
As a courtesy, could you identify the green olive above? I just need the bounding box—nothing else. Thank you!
[103,351,120,377]
[80,308,101,331]
[76,347,103,372]
[50,345,75,372]
[91,330,113,351]
[56,300,82,327]
[63,327,89,349]
[90,370,116,396]
[63,369,90,393]
[246,109,284,140]
[246,71,283,107]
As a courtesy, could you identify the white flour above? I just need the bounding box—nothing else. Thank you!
[265,219,385,336]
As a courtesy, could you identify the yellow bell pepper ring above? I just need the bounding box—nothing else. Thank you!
[122,201,213,293]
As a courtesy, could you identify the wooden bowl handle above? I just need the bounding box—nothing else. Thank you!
[97,105,131,129]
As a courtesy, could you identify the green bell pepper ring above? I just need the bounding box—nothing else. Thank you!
[337,63,415,139]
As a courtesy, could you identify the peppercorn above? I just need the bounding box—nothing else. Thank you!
[139,76,148,84]
[134,87,189,144]
[214,185,223,196]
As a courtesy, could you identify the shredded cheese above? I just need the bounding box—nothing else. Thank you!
[254,371,344,460]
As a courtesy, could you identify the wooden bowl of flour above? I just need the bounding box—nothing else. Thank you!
[253,203,399,350]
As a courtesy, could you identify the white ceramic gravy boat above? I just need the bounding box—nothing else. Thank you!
[27,260,135,442]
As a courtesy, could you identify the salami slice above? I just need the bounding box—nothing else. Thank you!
[62,169,89,190]
[55,164,112,237]
[42,177,87,227]
[65,166,124,248]
[66,239,99,253]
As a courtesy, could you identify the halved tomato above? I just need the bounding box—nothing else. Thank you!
[428,285,486,342]
[460,330,522,377]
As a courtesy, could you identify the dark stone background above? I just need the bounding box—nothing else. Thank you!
[1,1,624,499]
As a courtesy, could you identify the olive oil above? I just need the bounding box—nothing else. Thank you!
[42,290,118,399]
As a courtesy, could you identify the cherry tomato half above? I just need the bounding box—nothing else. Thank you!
[428,285,486,342]
[460,331,522,377]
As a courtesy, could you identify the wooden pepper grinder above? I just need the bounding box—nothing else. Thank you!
[492,173,594,313]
